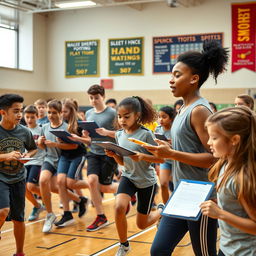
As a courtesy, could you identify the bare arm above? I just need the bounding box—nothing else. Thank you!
[143,105,216,168]
[95,128,116,138]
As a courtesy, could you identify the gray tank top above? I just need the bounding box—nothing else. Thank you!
[171,97,213,188]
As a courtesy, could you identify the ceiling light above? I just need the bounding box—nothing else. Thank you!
[55,1,96,9]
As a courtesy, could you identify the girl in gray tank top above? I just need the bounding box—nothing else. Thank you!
[146,40,229,256]
[201,107,256,256]
[105,96,164,256]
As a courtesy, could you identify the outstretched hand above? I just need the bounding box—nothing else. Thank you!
[143,139,173,159]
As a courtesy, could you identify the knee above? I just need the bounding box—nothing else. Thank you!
[115,204,127,216]
[26,182,36,192]
[39,177,49,187]
[88,177,98,188]
[0,208,9,220]
[66,179,75,189]
[57,177,66,187]
[160,181,169,188]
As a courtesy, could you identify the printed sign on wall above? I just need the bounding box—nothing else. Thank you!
[109,37,143,76]
[232,2,256,72]
[65,40,99,77]
[153,33,223,74]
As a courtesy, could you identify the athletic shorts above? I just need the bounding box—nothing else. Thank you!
[57,155,86,180]
[41,161,57,175]
[160,162,172,171]
[87,152,117,185]
[117,176,157,215]
[0,179,26,222]
[26,165,41,184]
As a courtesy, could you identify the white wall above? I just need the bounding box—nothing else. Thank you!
[0,0,255,92]
[46,0,256,92]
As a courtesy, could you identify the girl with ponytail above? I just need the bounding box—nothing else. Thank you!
[146,40,229,256]
[200,106,256,256]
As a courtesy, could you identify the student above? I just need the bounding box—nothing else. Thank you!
[173,99,183,115]
[34,99,49,126]
[55,100,89,227]
[155,106,175,203]
[105,96,164,256]
[0,94,37,256]
[38,100,87,233]
[106,98,117,109]
[83,84,118,232]
[200,106,256,256]
[234,94,254,110]
[23,105,45,221]
[144,40,229,256]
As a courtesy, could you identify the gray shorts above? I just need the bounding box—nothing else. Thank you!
[0,179,26,222]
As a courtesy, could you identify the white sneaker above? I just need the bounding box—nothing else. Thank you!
[42,213,56,233]
[115,244,131,256]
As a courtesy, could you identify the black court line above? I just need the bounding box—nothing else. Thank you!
[36,238,76,250]
[49,231,120,242]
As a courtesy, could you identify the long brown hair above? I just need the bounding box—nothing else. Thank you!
[62,100,78,134]
[206,106,256,209]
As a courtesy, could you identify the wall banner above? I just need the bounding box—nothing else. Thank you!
[232,2,256,72]
[109,37,143,76]
[153,33,223,74]
[65,40,99,77]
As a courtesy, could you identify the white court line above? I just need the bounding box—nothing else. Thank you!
[1,197,115,234]
[76,225,156,256]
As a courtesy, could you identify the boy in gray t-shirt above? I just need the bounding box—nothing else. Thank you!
[84,84,118,232]
[0,94,37,256]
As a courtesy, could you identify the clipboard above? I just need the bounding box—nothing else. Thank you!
[49,130,81,144]
[92,141,136,157]
[154,133,168,141]
[162,179,215,221]
[77,121,103,138]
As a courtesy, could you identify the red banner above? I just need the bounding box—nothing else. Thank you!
[232,2,256,72]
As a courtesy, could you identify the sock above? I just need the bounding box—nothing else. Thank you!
[98,214,106,218]
[121,241,129,247]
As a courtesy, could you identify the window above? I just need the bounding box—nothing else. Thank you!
[0,25,18,68]
[0,6,18,69]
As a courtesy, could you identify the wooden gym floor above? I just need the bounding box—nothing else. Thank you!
[1,174,211,256]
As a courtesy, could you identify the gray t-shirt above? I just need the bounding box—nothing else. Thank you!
[171,98,215,195]
[116,126,157,188]
[41,122,68,169]
[86,107,116,155]
[217,165,256,256]
[155,125,172,165]
[25,125,45,166]
[0,124,37,184]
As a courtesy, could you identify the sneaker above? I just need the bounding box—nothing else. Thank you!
[28,204,45,221]
[130,194,137,206]
[86,215,109,232]
[42,213,56,233]
[115,244,131,256]
[72,201,79,213]
[78,196,89,218]
[55,212,74,227]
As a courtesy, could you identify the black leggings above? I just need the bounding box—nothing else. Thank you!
[150,215,217,256]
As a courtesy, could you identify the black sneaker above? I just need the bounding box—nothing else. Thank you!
[72,201,79,213]
[78,196,89,218]
[55,212,74,227]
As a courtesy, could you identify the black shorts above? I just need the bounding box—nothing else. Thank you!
[87,152,117,185]
[26,165,41,184]
[0,179,26,221]
[117,176,157,215]
[41,161,57,175]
